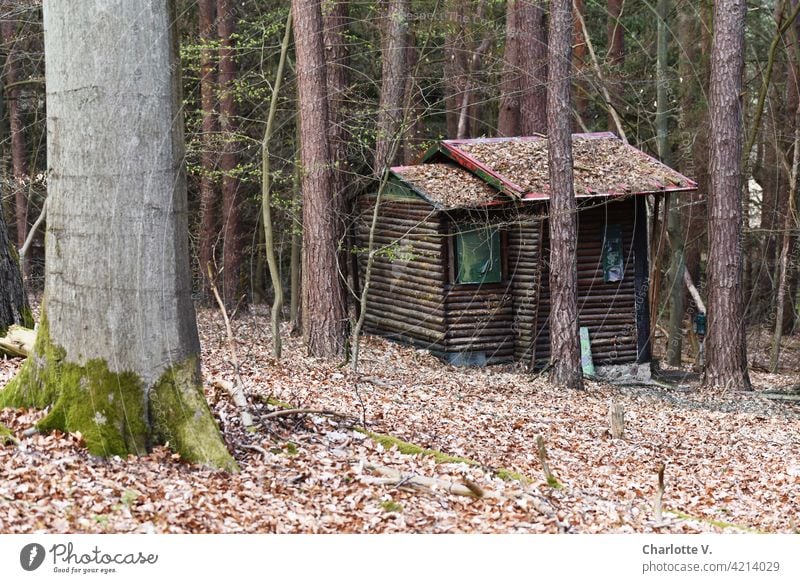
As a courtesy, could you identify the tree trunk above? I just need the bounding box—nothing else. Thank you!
[547,0,583,390]
[0,0,235,470]
[293,0,348,358]
[217,0,242,310]
[198,0,219,301]
[498,0,547,136]
[518,0,547,135]
[0,203,30,336]
[770,105,800,371]
[289,160,302,336]
[374,0,410,175]
[445,0,468,138]
[705,0,751,390]
[572,0,588,125]
[1,17,29,278]
[262,10,293,359]
[606,0,624,131]
[498,0,520,136]
[658,0,684,366]
[324,0,349,200]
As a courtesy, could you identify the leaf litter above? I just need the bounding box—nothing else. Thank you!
[1,304,798,534]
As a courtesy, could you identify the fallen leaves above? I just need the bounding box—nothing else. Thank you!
[0,303,798,533]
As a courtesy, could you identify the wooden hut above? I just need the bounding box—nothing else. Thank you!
[356,133,697,369]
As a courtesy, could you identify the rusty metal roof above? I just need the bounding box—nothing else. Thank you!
[413,132,697,203]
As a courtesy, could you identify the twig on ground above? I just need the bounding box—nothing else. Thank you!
[207,264,255,430]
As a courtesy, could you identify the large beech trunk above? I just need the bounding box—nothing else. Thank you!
[0,0,236,470]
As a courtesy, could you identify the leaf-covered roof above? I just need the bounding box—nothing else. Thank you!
[391,163,503,209]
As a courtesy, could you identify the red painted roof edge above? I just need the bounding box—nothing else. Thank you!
[439,142,528,197]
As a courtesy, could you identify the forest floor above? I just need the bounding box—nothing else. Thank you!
[1,304,799,534]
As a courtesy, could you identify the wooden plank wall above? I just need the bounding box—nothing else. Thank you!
[356,196,448,353]
[532,198,640,368]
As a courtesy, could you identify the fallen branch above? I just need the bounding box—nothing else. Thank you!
[240,444,271,459]
[0,325,35,358]
[362,464,490,499]
[207,265,255,430]
[260,407,356,423]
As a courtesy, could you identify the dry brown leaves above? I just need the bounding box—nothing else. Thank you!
[458,137,692,195]
[394,163,501,208]
[1,305,799,534]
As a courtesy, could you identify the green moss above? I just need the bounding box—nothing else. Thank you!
[1,315,149,456]
[668,510,761,533]
[19,304,34,329]
[150,356,238,472]
[380,499,403,513]
[1,312,236,471]
[257,395,536,485]
[361,430,479,466]
[496,468,530,484]
[546,475,563,489]
[359,428,535,484]
[0,423,17,446]
[120,489,140,506]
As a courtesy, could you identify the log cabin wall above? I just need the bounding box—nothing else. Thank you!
[441,209,516,364]
[508,212,545,364]
[356,194,448,353]
[530,197,640,368]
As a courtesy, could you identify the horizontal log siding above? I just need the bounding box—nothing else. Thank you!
[532,198,640,368]
[356,196,447,352]
[442,210,516,363]
[508,216,544,363]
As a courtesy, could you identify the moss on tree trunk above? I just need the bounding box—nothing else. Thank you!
[0,314,237,471]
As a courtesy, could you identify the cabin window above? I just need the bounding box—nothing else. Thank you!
[602,223,624,282]
[454,224,502,284]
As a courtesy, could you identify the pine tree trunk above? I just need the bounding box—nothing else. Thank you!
[498,0,521,137]
[547,0,583,390]
[198,0,219,301]
[445,0,467,138]
[374,0,410,175]
[0,0,235,470]
[706,0,751,390]
[293,0,347,357]
[217,0,242,310]
[573,0,588,125]
[518,0,547,135]
[324,0,349,200]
